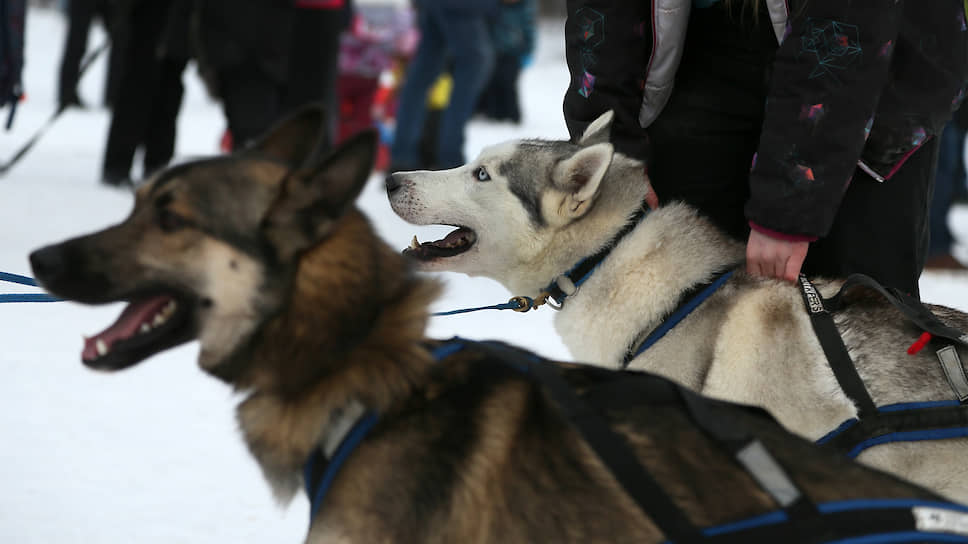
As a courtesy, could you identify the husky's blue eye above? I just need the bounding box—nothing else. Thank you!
[475,166,491,182]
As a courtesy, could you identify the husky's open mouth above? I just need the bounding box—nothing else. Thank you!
[403,226,477,261]
[82,292,197,371]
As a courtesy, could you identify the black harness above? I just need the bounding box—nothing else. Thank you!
[302,338,968,542]
[797,274,968,458]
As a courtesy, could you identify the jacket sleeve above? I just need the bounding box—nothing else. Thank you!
[562,0,654,161]
[744,1,910,238]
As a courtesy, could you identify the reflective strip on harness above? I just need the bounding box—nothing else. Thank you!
[938,346,968,402]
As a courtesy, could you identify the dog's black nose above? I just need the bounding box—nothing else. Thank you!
[385,173,402,195]
[29,245,66,285]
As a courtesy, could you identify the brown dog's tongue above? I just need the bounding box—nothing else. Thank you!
[82,296,173,361]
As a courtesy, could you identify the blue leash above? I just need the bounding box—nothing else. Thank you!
[0,271,61,303]
[432,296,536,316]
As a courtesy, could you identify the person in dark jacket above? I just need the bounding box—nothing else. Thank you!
[562,0,968,297]
[389,0,497,170]
[194,0,294,151]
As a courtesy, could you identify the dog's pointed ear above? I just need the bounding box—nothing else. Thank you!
[578,110,614,147]
[250,103,331,167]
[263,130,378,262]
[552,142,613,219]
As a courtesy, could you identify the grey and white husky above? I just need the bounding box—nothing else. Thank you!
[387,111,968,502]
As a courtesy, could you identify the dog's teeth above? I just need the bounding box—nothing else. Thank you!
[163,300,177,316]
[96,339,108,356]
[410,236,420,249]
[140,323,151,333]
[153,314,166,327]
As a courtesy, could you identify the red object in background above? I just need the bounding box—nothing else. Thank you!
[219,129,233,154]
[294,0,344,8]
[337,75,379,144]
[337,72,398,171]
[335,5,417,172]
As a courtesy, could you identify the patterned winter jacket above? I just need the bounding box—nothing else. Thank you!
[564,0,968,238]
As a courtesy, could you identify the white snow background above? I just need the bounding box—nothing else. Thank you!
[3,7,968,543]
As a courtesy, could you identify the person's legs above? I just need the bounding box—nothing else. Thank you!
[646,83,762,242]
[282,8,343,148]
[58,0,95,108]
[434,9,494,168]
[98,0,123,108]
[101,1,166,183]
[219,65,284,150]
[802,137,940,297]
[143,58,187,175]
[390,8,447,170]
[497,54,522,123]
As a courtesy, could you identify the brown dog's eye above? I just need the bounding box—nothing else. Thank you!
[158,209,188,233]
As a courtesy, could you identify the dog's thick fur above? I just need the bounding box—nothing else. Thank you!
[28,107,965,542]
[387,111,968,502]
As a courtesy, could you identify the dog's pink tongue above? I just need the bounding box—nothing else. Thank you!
[82,295,173,360]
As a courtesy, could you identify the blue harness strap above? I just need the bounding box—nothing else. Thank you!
[621,269,736,369]
[303,412,379,523]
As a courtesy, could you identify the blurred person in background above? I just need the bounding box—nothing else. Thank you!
[56,0,122,109]
[476,0,536,124]
[1,0,26,126]
[100,0,190,187]
[283,0,355,152]
[389,0,497,171]
[926,104,968,270]
[195,0,293,152]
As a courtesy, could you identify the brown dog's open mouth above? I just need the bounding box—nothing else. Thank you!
[403,226,477,261]
[82,293,196,370]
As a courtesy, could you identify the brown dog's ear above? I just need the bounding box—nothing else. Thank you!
[249,103,331,167]
[263,130,378,262]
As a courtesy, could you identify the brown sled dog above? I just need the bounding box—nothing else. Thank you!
[28,107,968,543]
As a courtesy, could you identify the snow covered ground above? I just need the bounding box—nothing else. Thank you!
[3,7,968,543]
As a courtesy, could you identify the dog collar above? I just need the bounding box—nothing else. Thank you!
[303,400,378,522]
[541,205,650,308]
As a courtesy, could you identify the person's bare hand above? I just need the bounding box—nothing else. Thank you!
[745,229,809,283]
